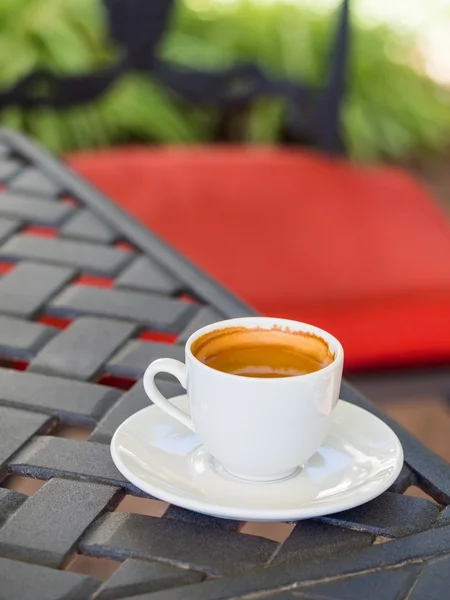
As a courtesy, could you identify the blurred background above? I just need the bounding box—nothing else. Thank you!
[1,0,450,466]
[0,0,449,163]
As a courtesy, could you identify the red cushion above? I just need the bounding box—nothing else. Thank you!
[67,147,450,371]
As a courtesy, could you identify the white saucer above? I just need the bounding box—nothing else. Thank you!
[111,396,403,521]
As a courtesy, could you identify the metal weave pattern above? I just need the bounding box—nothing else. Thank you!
[0,129,448,600]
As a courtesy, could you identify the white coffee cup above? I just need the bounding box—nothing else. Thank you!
[143,317,343,482]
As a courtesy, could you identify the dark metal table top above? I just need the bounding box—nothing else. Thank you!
[0,129,449,600]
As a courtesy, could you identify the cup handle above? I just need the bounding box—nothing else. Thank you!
[143,358,195,432]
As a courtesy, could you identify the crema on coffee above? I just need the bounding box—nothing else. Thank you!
[191,326,334,378]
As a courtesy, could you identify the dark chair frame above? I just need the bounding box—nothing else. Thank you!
[0,0,350,155]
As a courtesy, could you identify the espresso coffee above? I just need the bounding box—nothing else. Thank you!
[191,326,334,378]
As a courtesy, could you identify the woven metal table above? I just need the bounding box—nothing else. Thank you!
[0,129,449,600]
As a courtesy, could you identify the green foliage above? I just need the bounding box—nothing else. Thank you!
[0,0,448,162]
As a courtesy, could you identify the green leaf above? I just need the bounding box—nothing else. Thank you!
[0,0,448,162]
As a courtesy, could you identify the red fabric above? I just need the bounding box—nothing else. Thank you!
[67,147,450,371]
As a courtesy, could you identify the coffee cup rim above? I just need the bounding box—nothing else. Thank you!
[185,316,344,381]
